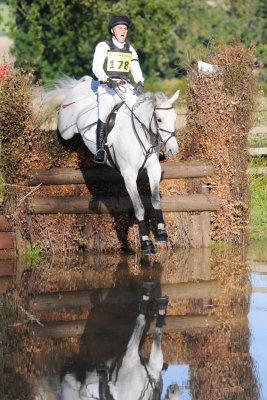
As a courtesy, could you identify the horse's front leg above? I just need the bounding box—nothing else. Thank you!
[147,296,169,377]
[122,282,155,363]
[121,169,155,255]
[146,161,168,242]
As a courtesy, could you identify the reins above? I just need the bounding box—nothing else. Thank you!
[114,86,175,171]
[131,109,159,172]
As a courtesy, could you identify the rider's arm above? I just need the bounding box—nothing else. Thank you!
[130,46,144,85]
[92,42,109,82]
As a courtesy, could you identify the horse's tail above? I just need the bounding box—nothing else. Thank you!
[32,74,91,130]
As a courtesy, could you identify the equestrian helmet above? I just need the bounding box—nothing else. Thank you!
[108,16,130,34]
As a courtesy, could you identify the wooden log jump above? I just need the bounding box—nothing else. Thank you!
[29,280,221,311]
[27,161,214,186]
[29,315,216,338]
[28,193,219,214]
[24,160,218,250]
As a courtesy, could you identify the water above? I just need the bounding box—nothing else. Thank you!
[248,242,267,400]
[0,242,266,400]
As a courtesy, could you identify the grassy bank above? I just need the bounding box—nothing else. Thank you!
[248,157,267,241]
[248,94,267,241]
[145,77,187,102]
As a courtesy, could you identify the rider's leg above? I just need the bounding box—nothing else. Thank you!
[94,118,107,163]
[94,87,117,163]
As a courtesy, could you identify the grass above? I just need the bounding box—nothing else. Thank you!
[26,243,44,264]
[258,81,267,97]
[145,77,187,105]
[248,93,267,241]
[248,156,267,241]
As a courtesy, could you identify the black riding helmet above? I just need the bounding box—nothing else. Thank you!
[108,15,130,34]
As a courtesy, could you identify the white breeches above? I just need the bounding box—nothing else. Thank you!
[98,82,139,123]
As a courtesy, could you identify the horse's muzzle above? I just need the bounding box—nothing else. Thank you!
[165,137,179,158]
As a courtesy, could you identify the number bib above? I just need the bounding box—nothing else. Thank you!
[106,50,132,79]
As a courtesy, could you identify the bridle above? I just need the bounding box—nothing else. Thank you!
[152,106,177,147]
[112,86,177,171]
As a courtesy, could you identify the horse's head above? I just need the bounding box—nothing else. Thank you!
[163,383,182,400]
[153,91,179,159]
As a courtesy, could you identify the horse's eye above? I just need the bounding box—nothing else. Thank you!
[157,118,162,123]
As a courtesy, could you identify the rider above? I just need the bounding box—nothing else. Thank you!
[92,15,145,163]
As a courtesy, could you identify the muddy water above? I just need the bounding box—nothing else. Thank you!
[0,242,266,400]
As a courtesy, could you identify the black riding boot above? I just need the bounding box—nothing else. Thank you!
[94,119,106,163]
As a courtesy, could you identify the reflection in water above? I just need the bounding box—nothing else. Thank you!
[0,245,264,399]
[60,284,180,400]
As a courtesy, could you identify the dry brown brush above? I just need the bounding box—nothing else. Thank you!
[183,42,257,245]
[0,64,35,183]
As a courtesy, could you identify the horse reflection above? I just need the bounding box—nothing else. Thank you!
[61,283,181,400]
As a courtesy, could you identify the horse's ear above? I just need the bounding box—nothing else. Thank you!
[169,90,180,105]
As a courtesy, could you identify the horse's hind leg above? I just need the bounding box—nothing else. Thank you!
[146,162,168,242]
[120,170,155,255]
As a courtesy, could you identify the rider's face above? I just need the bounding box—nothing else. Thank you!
[112,24,128,43]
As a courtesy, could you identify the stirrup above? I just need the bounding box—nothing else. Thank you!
[94,148,106,163]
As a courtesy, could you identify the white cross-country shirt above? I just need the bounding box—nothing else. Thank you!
[92,38,144,84]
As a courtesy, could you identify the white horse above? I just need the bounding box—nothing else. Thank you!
[33,283,181,400]
[61,316,181,400]
[36,76,179,255]
[60,284,181,400]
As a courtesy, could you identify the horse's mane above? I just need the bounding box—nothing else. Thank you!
[134,91,169,110]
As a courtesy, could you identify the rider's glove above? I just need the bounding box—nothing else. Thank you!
[106,78,117,90]
[135,81,144,95]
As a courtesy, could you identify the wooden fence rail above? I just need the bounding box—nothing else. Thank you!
[28,194,219,214]
[27,161,214,186]
[29,280,221,311]
[30,315,216,338]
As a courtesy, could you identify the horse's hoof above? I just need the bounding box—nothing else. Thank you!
[156,296,169,312]
[142,282,156,296]
[155,230,168,242]
[141,240,155,255]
